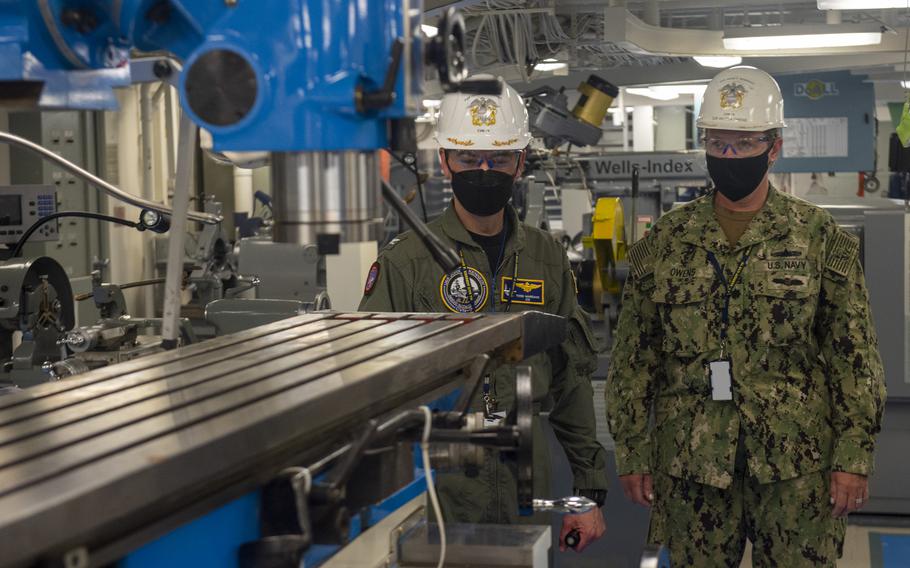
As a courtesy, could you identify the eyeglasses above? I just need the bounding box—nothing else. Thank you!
[446,150,522,171]
[702,135,773,157]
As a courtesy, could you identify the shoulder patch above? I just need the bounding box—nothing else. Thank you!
[363,261,381,296]
[627,238,655,280]
[826,229,859,277]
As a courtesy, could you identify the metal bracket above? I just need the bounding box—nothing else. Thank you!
[238,468,313,568]
[310,419,380,545]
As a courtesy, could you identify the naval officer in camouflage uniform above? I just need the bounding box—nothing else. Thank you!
[607,66,886,566]
[360,78,608,552]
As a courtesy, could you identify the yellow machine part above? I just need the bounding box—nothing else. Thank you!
[572,80,616,128]
[582,197,627,295]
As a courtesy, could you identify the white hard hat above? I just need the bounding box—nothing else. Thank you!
[696,66,786,132]
[434,75,532,151]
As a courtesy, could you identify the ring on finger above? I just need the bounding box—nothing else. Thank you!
[855,498,864,504]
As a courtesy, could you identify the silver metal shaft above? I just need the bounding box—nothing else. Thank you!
[0,131,220,225]
[160,116,197,347]
[270,151,383,244]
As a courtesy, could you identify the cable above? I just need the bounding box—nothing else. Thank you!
[419,405,446,568]
[387,150,429,222]
[9,211,139,258]
[0,131,220,225]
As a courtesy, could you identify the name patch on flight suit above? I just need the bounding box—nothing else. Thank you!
[440,266,489,312]
[501,277,545,305]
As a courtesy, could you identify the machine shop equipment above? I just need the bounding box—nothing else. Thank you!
[0,311,566,568]
[0,185,58,244]
[0,256,74,388]
[525,75,619,149]
[0,2,609,566]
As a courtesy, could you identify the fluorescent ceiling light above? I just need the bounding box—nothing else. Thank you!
[422,24,438,38]
[534,62,568,71]
[902,80,910,89]
[542,58,559,62]
[626,87,679,101]
[693,55,743,68]
[819,1,910,8]
[723,25,882,51]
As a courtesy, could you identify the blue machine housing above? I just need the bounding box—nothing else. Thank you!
[2,0,423,151]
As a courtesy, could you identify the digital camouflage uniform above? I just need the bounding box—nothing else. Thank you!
[360,205,608,523]
[606,187,886,567]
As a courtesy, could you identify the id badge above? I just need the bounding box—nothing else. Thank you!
[483,411,507,428]
[709,360,733,401]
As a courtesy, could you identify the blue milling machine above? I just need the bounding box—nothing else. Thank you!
[0,2,606,567]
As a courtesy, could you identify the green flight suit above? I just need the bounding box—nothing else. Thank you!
[606,187,887,566]
[359,205,608,523]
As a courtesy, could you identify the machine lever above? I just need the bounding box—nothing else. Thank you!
[356,38,404,112]
[454,354,492,419]
[531,496,596,514]
[381,179,460,273]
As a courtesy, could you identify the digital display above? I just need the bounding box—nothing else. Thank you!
[0,195,22,226]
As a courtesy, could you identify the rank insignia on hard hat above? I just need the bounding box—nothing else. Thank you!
[501,277,544,305]
[440,266,489,312]
[469,97,498,128]
[363,262,381,296]
[719,83,746,110]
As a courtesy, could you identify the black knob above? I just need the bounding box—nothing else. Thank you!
[565,528,581,549]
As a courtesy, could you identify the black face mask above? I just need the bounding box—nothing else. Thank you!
[706,145,773,202]
[451,169,515,216]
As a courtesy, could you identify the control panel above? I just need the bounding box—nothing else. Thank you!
[0,185,58,245]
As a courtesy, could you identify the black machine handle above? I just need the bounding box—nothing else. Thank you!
[381,179,460,273]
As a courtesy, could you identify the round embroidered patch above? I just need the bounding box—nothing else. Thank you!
[364,262,380,295]
[439,266,489,313]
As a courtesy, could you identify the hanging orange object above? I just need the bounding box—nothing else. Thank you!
[379,150,391,183]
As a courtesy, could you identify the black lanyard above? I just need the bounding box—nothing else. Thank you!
[706,245,754,358]
[503,252,519,312]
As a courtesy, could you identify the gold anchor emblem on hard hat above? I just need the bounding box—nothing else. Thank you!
[469,98,497,127]
[719,83,746,110]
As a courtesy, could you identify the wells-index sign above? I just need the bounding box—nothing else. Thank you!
[574,152,708,181]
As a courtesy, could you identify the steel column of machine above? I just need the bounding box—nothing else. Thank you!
[270,152,383,245]
[161,115,197,348]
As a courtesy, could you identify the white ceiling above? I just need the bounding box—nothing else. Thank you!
[426,0,910,103]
